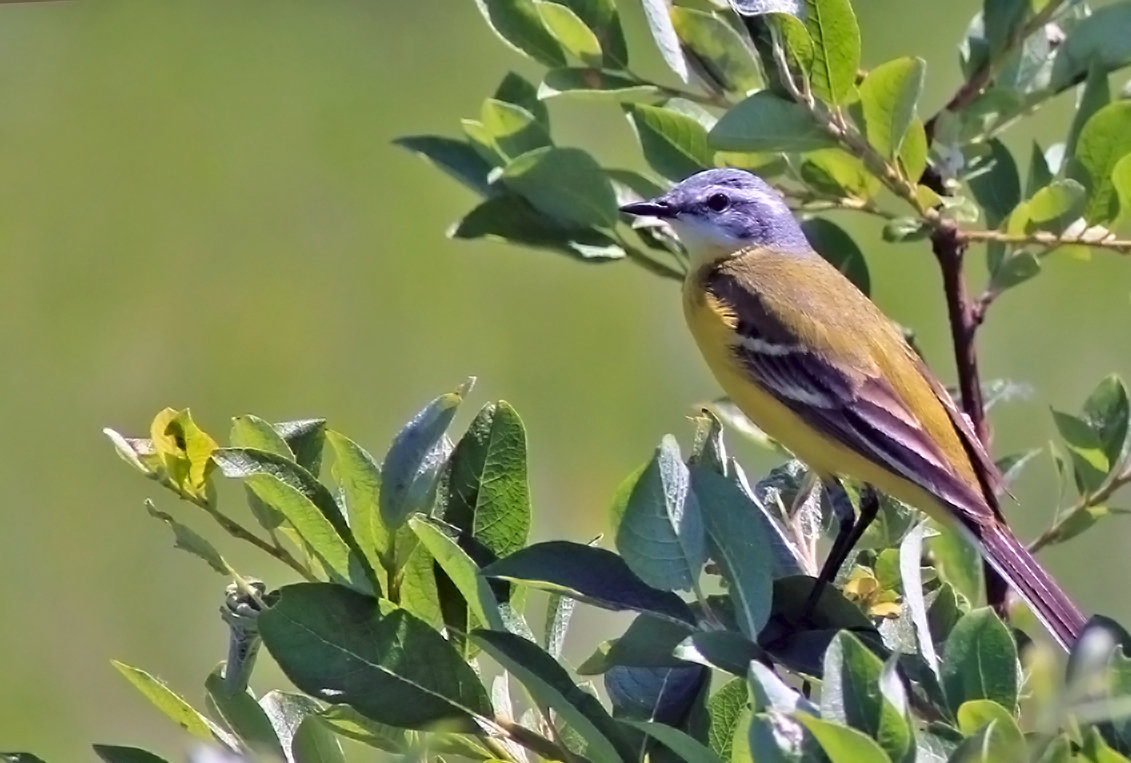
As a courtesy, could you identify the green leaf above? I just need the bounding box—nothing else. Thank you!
[949,703,1026,762]
[1052,409,1111,494]
[858,57,925,160]
[772,11,815,78]
[626,720,723,763]
[1007,179,1086,235]
[258,691,339,763]
[394,135,499,197]
[930,523,983,610]
[1075,101,1131,224]
[326,430,386,577]
[408,515,505,631]
[982,0,1028,59]
[204,667,283,757]
[445,401,532,558]
[539,68,659,100]
[626,103,712,182]
[800,148,879,200]
[1084,375,1131,480]
[672,630,767,676]
[1066,61,1111,162]
[1080,726,1131,763]
[380,385,467,530]
[968,140,1020,229]
[451,193,625,259]
[803,0,861,106]
[707,677,749,759]
[710,92,836,152]
[748,661,819,715]
[314,705,407,753]
[557,0,628,67]
[111,661,234,747]
[615,435,707,592]
[213,448,371,592]
[396,530,444,627]
[500,145,618,227]
[1026,141,1053,198]
[536,1,603,65]
[897,118,928,182]
[91,747,170,763]
[794,713,890,763]
[472,0,567,66]
[671,7,762,93]
[484,541,696,624]
[690,465,773,639]
[480,99,551,160]
[640,0,689,82]
[822,632,912,763]
[941,608,1019,717]
[231,415,293,459]
[1114,153,1131,223]
[987,250,1040,295]
[472,630,636,761]
[143,500,228,576]
[578,614,695,674]
[1050,3,1131,91]
[274,419,327,476]
[291,716,346,763]
[800,217,870,295]
[882,217,929,243]
[258,583,492,728]
[493,70,548,123]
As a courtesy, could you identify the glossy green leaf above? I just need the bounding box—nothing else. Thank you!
[500,145,618,227]
[822,632,912,762]
[1008,179,1086,235]
[451,193,625,259]
[772,11,815,78]
[408,515,505,631]
[968,140,1020,228]
[557,0,627,67]
[615,435,707,592]
[1113,153,1131,223]
[396,529,444,627]
[259,583,491,728]
[290,716,346,763]
[472,0,567,66]
[1066,61,1111,162]
[672,630,768,676]
[949,711,1026,762]
[690,465,773,639]
[484,540,696,624]
[394,135,497,197]
[748,661,819,716]
[1050,3,1131,91]
[273,419,326,476]
[379,385,467,530]
[473,630,635,761]
[707,677,749,759]
[627,720,723,763]
[444,401,531,558]
[672,7,762,93]
[1052,409,1111,494]
[493,71,548,122]
[710,92,836,152]
[536,1,602,65]
[859,57,925,160]
[803,0,861,106]
[1084,375,1131,480]
[213,448,370,592]
[111,661,234,747]
[941,608,1019,717]
[230,415,293,459]
[1075,101,1131,223]
[956,699,1024,747]
[626,103,712,182]
[579,614,694,674]
[480,99,551,160]
[800,217,870,295]
[897,118,928,182]
[640,0,689,82]
[800,147,879,200]
[326,430,386,577]
[539,68,659,100]
[204,667,284,757]
[795,713,890,763]
[314,705,407,753]
[988,250,1040,295]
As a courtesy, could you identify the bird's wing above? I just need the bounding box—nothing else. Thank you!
[706,265,992,526]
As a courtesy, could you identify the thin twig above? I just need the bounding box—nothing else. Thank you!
[190,496,313,579]
[924,0,1069,142]
[1029,470,1131,553]
[961,228,1131,253]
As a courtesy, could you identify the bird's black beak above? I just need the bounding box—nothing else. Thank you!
[619,200,676,218]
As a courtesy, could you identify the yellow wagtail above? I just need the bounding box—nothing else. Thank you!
[620,168,1085,650]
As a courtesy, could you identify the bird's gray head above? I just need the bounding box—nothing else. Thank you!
[619,168,810,264]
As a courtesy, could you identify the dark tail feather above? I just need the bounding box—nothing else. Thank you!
[980,522,1086,650]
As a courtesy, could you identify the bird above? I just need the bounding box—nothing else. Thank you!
[619,167,1086,650]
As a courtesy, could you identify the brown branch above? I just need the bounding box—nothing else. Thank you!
[931,222,988,444]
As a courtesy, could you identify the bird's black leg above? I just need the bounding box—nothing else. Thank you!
[804,482,880,615]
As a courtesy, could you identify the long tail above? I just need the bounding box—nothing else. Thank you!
[980,522,1086,650]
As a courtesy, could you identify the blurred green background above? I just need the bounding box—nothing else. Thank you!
[2,0,1129,758]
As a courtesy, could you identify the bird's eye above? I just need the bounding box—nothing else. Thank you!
[706,192,730,212]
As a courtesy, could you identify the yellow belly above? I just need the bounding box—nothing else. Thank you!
[682,279,950,522]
